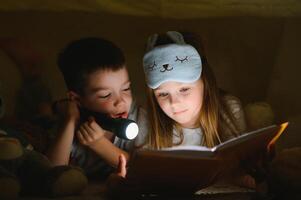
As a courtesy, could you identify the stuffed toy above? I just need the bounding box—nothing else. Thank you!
[0,91,88,199]
[244,102,275,130]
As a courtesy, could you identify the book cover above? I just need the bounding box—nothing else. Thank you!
[122,122,288,194]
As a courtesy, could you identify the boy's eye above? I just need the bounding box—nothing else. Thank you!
[180,88,190,93]
[123,87,131,91]
[98,93,111,98]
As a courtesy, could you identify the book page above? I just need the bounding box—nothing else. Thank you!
[160,145,215,157]
[136,145,216,158]
[162,145,214,151]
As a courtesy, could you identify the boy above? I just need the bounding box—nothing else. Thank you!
[46,37,147,178]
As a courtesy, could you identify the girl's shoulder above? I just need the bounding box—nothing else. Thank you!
[219,92,247,139]
[220,93,244,116]
[221,93,242,106]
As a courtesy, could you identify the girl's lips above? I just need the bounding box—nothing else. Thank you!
[173,109,187,115]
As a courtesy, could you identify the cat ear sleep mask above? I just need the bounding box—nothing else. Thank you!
[143,31,202,89]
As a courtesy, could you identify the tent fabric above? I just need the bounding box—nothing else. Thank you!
[0,0,301,18]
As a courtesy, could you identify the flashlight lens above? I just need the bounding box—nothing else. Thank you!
[125,122,139,140]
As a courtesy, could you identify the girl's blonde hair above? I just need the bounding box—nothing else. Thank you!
[145,32,231,149]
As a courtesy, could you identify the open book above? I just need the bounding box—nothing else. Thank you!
[120,122,288,195]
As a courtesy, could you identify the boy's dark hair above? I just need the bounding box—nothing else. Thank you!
[57,37,125,94]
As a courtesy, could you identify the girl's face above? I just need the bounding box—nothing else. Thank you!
[79,67,132,119]
[154,79,204,128]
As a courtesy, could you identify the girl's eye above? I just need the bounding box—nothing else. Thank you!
[158,92,168,98]
[180,88,190,93]
[98,93,111,99]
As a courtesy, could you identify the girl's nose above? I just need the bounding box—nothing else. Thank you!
[169,94,180,105]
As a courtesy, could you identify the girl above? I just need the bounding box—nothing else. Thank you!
[143,31,246,148]
[141,31,255,188]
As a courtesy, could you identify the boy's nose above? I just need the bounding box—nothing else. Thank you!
[113,95,125,107]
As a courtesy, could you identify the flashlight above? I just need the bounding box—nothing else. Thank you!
[80,108,139,140]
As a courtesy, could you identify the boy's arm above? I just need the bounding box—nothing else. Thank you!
[46,119,76,166]
[46,99,79,166]
[76,119,129,167]
[89,138,129,168]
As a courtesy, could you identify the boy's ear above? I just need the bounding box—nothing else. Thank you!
[67,91,81,103]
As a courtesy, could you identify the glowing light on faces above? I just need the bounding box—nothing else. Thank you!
[154,79,204,128]
[79,67,133,118]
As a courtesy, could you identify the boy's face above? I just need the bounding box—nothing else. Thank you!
[79,67,132,119]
